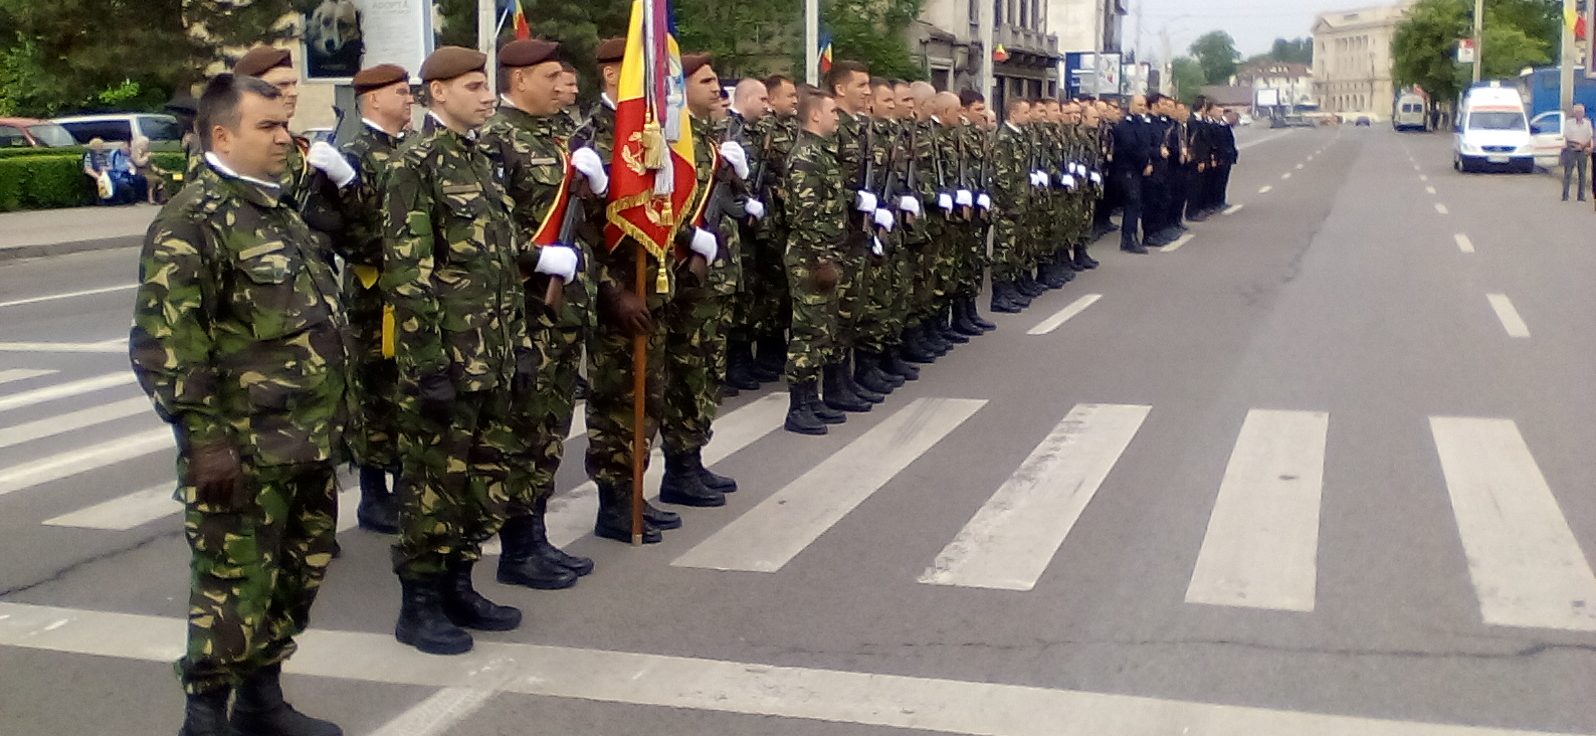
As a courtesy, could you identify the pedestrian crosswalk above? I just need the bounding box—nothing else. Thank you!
[4,367,1596,634]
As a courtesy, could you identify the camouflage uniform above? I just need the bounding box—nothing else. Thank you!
[382,117,529,580]
[129,163,348,695]
[746,113,799,357]
[783,130,846,382]
[955,122,992,300]
[481,105,598,516]
[904,116,940,327]
[862,117,913,355]
[336,122,405,473]
[832,108,871,362]
[990,122,1030,285]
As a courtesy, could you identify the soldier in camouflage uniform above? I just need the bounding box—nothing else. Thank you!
[658,53,743,509]
[331,63,413,535]
[1075,101,1105,269]
[989,97,1034,314]
[720,78,773,394]
[822,60,883,415]
[582,38,680,544]
[130,74,345,736]
[781,87,848,435]
[851,77,906,397]
[746,75,801,382]
[187,48,317,204]
[480,39,604,591]
[381,47,529,656]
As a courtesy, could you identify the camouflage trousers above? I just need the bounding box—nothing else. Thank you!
[991,200,1027,282]
[784,253,839,383]
[661,285,724,455]
[344,280,399,471]
[392,388,517,580]
[507,321,583,518]
[749,229,792,340]
[956,222,991,297]
[834,241,868,356]
[904,230,937,323]
[176,460,337,694]
[584,303,667,490]
[859,242,904,353]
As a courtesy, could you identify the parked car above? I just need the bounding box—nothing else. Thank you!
[0,117,77,147]
[1355,116,1372,127]
[1528,110,1565,169]
[1238,113,1253,127]
[52,113,185,145]
[1453,83,1535,174]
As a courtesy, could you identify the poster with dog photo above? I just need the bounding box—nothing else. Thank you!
[299,0,432,82]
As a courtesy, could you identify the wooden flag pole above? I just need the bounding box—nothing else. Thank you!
[630,246,647,546]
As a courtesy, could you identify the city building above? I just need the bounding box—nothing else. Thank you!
[1236,60,1315,111]
[1311,1,1414,117]
[913,0,1063,107]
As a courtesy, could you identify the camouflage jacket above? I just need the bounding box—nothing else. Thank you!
[336,122,405,267]
[991,123,1030,207]
[380,116,530,392]
[784,130,846,263]
[482,105,598,331]
[129,163,349,467]
[835,109,869,192]
[748,112,800,230]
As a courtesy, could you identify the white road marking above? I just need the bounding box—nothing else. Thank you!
[0,601,1582,736]
[1455,233,1475,253]
[1426,186,1437,195]
[0,341,129,353]
[1420,174,1429,182]
[1435,203,1449,215]
[543,394,788,549]
[0,283,137,309]
[0,428,172,497]
[1295,163,1304,170]
[1223,204,1244,215]
[1281,172,1292,180]
[0,372,139,413]
[1159,234,1195,252]
[674,398,985,572]
[1430,417,1596,631]
[920,403,1149,591]
[1306,155,1314,161]
[0,368,55,385]
[1486,294,1530,338]
[1258,185,1273,194]
[1186,410,1329,612]
[1028,294,1102,335]
[0,396,154,450]
[44,483,175,530]
[366,686,498,736]
[1235,130,1295,150]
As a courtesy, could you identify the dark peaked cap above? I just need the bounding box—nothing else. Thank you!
[233,46,292,77]
[420,46,487,82]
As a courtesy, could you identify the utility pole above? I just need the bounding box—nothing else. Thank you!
[1471,0,1483,84]
[1560,0,1577,109]
[979,0,995,104]
[478,0,496,91]
[805,0,819,86]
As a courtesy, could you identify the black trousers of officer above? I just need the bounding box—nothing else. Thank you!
[1212,164,1233,209]
[1186,166,1208,219]
[1115,169,1144,247]
[1167,166,1190,228]
[1142,167,1169,238]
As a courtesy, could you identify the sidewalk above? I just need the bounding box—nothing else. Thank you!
[0,205,157,261]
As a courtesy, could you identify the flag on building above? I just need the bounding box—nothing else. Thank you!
[993,43,1010,63]
[819,32,833,75]
[604,0,697,282]
[511,0,530,40]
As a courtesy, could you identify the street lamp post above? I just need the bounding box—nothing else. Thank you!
[1471,0,1483,84]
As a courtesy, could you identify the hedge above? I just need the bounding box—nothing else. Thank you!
[0,150,189,212]
[0,140,183,159]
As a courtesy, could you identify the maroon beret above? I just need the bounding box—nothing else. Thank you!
[233,46,293,78]
[499,39,560,69]
[420,46,487,82]
[352,63,409,95]
[594,37,626,64]
[681,53,713,78]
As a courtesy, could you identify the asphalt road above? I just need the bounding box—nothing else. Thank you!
[0,124,1593,736]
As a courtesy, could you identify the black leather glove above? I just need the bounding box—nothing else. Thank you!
[186,441,245,510]
[512,348,539,397]
[416,371,456,426]
[598,283,653,336]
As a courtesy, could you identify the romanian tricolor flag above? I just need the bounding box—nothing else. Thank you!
[604,0,697,286]
[818,32,833,75]
[511,0,530,40]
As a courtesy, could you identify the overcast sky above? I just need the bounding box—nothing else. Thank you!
[1130,0,1390,63]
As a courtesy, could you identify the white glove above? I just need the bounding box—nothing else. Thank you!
[898,195,920,215]
[571,147,609,196]
[955,189,973,207]
[1033,170,1049,188]
[719,141,749,179]
[855,190,878,213]
[533,244,579,282]
[937,193,954,212]
[1089,172,1102,186]
[976,193,991,210]
[1061,174,1077,189]
[307,141,356,188]
[870,236,885,257]
[872,208,895,232]
[689,228,718,260]
[1071,162,1085,176]
[744,198,766,220]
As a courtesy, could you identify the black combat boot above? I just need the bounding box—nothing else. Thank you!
[230,664,341,736]
[900,325,937,364]
[594,484,663,544]
[356,466,399,534]
[496,515,578,590]
[179,688,232,736]
[724,339,761,390]
[440,561,522,631]
[529,496,593,575]
[395,577,474,654]
[690,448,737,493]
[920,317,952,354]
[854,350,897,394]
[1008,278,1034,308]
[1039,259,1067,289]
[840,354,885,404]
[881,346,919,381]
[752,334,786,382]
[991,282,1022,314]
[822,364,872,413]
[938,305,970,344]
[952,301,984,337]
[660,450,726,507]
[1019,271,1047,297]
[809,380,847,424]
[784,381,827,436]
[1078,243,1099,269]
[966,297,997,331]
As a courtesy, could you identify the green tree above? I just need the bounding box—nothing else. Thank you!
[825,0,927,81]
[0,0,193,116]
[1269,37,1313,65]
[675,0,799,78]
[1392,0,1552,108]
[1170,56,1206,104]
[1189,30,1239,85]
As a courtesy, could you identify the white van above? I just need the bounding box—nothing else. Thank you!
[1393,93,1426,131]
[1452,84,1535,173]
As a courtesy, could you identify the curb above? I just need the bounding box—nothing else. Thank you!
[0,235,143,262]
